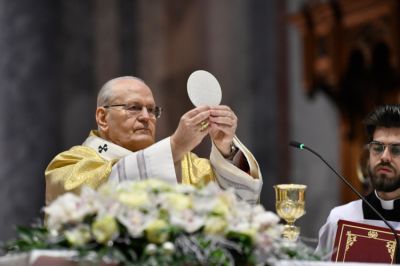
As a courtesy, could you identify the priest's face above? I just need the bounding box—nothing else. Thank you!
[367,127,400,193]
[98,79,157,151]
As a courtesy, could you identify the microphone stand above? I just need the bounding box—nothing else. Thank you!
[290,141,400,264]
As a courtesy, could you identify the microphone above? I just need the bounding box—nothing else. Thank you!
[290,141,400,263]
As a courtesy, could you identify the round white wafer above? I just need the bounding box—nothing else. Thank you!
[187,70,222,107]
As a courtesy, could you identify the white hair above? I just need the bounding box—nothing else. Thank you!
[97,76,146,106]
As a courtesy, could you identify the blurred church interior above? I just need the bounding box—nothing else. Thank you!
[0,0,399,248]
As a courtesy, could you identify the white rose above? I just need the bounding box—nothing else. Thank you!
[44,193,95,230]
[252,211,280,230]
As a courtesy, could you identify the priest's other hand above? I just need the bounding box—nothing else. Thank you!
[170,106,210,162]
[208,105,237,157]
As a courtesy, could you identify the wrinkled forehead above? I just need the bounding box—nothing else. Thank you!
[111,79,155,104]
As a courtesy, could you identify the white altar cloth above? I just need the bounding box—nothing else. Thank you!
[0,251,394,266]
[0,250,115,266]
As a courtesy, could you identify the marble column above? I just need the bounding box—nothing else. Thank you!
[0,0,60,242]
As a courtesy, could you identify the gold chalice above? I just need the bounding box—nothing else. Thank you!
[274,184,306,241]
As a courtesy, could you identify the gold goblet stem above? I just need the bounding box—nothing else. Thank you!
[282,222,300,241]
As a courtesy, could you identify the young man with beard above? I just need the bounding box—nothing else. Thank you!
[316,104,400,254]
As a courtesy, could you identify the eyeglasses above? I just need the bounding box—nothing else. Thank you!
[104,104,162,119]
[366,141,400,157]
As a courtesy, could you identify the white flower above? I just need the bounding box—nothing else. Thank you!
[117,190,149,208]
[64,225,91,247]
[44,193,96,230]
[161,192,192,211]
[255,225,284,250]
[92,214,119,244]
[117,208,149,237]
[174,183,196,194]
[252,211,280,231]
[197,182,222,197]
[204,216,228,235]
[191,196,215,214]
[145,219,170,244]
[169,209,204,233]
[124,179,173,193]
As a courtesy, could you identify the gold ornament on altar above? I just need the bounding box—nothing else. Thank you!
[274,184,307,241]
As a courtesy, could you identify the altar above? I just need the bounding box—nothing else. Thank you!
[0,250,395,266]
[0,251,115,266]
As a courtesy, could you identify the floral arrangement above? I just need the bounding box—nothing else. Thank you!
[4,179,319,265]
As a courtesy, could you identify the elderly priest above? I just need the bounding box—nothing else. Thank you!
[45,76,262,205]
